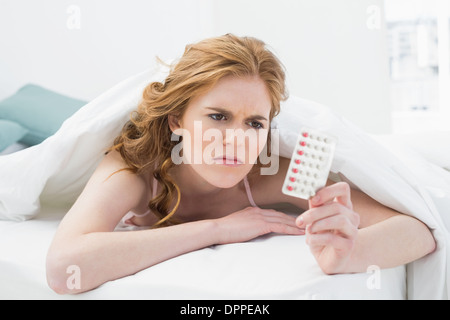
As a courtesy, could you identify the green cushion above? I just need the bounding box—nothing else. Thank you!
[0,84,87,145]
[0,119,28,152]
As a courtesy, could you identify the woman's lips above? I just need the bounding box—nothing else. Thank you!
[213,156,244,166]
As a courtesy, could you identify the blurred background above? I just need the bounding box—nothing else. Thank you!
[1,0,449,134]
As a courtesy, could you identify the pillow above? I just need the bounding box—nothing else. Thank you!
[373,131,450,171]
[0,84,87,145]
[0,119,28,152]
[398,131,450,171]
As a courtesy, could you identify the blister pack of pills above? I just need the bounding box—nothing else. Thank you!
[282,128,337,200]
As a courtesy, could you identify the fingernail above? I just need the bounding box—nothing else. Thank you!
[312,195,320,204]
[297,216,304,227]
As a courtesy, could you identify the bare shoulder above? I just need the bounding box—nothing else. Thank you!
[90,150,151,208]
[95,150,149,194]
[56,150,151,235]
[249,156,308,210]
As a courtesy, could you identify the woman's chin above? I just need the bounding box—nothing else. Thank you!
[203,164,250,188]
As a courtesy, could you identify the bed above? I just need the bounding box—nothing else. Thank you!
[0,67,449,300]
[0,204,406,300]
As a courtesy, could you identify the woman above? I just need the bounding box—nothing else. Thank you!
[46,34,436,294]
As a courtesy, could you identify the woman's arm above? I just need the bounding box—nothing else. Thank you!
[296,182,436,274]
[47,218,218,294]
[252,157,436,274]
[46,152,302,294]
[46,151,217,294]
[347,214,436,272]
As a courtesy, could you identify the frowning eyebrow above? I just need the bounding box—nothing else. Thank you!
[205,107,268,121]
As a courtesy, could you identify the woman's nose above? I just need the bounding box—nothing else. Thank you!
[223,127,247,147]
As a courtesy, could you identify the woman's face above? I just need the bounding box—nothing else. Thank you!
[169,75,272,189]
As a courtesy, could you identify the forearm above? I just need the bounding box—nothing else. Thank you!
[345,214,436,273]
[47,219,217,294]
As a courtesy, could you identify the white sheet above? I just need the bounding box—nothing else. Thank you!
[0,205,406,300]
[0,67,449,299]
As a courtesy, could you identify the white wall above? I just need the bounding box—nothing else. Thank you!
[0,0,392,133]
[211,0,392,133]
[0,0,214,101]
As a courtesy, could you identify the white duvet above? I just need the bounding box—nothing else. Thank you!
[0,67,449,299]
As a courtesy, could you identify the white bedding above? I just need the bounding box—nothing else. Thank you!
[0,205,406,300]
[0,67,449,299]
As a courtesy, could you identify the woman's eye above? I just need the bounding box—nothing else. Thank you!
[209,114,263,129]
[248,121,264,129]
[209,114,227,121]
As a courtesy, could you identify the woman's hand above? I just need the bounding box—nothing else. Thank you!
[296,182,360,274]
[215,206,304,245]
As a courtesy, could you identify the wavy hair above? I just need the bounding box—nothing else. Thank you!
[110,34,287,227]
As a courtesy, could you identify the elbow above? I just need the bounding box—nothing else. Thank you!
[46,253,69,295]
[46,249,83,295]
[414,218,437,258]
[424,228,437,256]
[397,215,437,260]
[46,273,70,295]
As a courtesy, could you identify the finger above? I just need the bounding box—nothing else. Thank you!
[297,202,358,227]
[261,210,300,226]
[259,208,295,218]
[306,231,355,252]
[310,182,353,209]
[308,198,333,209]
[266,215,305,232]
[257,209,305,235]
[267,215,299,227]
[308,214,358,239]
[269,222,305,235]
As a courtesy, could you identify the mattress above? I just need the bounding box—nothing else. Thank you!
[0,205,406,300]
